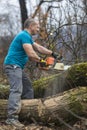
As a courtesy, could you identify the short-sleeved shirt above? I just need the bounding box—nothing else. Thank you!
[4,30,34,69]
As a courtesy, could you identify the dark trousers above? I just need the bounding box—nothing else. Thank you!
[4,65,34,119]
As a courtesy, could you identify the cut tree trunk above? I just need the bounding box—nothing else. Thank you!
[0,71,68,99]
[0,87,87,125]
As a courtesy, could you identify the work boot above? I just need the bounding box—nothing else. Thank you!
[6,118,25,129]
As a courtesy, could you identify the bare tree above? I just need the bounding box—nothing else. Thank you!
[31,0,87,64]
[19,0,28,29]
[83,0,87,15]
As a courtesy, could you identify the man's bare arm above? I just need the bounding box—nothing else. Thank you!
[33,42,52,55]
[23,44,41,62]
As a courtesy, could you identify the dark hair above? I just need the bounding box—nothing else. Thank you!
[24,18,37,28]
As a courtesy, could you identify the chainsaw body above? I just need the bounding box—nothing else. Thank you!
[38,57,64,71]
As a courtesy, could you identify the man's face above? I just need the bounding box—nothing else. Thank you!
[30,23,40,35]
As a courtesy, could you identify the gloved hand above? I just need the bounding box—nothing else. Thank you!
[52,52,63,60]
[39,59,47,67]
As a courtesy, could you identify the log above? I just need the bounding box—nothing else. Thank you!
[0,87,87,125]
[0,72,66,99]
[0,85,9,99]
[1,62,87,98]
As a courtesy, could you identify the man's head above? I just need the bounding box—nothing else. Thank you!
[24,18,40,35]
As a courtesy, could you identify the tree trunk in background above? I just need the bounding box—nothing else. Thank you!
[19,0,28,29]
[0,87,87,125]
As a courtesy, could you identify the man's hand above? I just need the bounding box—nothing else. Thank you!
[52,52,63,60]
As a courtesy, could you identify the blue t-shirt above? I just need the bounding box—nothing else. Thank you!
[4,30,34,69]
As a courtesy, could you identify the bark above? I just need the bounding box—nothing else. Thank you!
[0,87,87,125]
[0,85,9,99]
[19,0,28,29]
[0,124,53,130]
[0,71,68,99]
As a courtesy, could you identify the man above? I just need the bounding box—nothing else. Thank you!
[3,18,59,129]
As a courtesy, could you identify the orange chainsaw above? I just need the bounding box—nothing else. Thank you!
[38,57,64,71]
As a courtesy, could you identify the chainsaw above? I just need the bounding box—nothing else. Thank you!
[38,57,64,71]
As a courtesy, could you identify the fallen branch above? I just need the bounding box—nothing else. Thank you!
[0,87,87,126]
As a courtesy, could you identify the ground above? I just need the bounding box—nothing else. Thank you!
[0,119,87,130]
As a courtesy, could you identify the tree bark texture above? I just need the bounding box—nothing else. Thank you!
[19,0,28,29]
[0,71,68,99]
[0,87,87,125]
